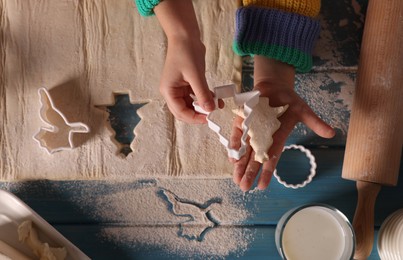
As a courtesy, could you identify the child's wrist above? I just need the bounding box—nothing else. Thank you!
[253,56,295,89]
[154,0,201,41]
[165,34,205,56]
[165,30,201,44]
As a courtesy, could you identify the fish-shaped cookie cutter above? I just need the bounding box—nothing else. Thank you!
[33,87,90,154]
[193,84,260,160]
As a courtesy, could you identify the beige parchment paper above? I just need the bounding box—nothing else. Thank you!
[0,0,241,180]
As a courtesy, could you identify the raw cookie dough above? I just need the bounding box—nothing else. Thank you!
[234,97,288,163]
[18,221,67,260]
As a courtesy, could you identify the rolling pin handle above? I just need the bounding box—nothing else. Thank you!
[353,181,381,260]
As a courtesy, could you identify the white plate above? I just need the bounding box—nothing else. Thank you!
[0,189,90,260]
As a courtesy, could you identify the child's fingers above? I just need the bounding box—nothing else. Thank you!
[189,75,215,112]
[299,106,336,138]
[165,97,207,124]
[274,114,298,146]
[233,161,246,186]
[256,115,296,190]
[232,143,252,185]
[239,151,261,192]
[257,159,276,190]
[258,123,293,188]
[228,116,244,163]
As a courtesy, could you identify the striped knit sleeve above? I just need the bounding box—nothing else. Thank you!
[242,0,321,17]
[234,0,321,72]
[135,0,162,16]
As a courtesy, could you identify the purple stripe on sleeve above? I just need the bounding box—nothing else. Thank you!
[235,6,320,54]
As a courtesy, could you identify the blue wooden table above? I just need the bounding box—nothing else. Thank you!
[1,0,402,259]
[2,153,402,259]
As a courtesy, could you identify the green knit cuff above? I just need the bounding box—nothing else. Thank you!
[233,42,313,73]
[135,0,161,16]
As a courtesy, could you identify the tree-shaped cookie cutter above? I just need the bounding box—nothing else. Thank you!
[33,87,90,154]
[193,84,260,160]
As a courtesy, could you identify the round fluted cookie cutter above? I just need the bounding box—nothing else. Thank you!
[273,144,317,189]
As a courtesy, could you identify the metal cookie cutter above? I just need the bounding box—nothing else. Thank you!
[273,144,317,189]
[33,87,90,154]
[193,84,260,160]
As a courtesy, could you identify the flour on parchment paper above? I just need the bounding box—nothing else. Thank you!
[71,179,255,258]
[0,0,240,180]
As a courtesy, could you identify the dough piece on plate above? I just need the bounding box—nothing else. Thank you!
[18,220,67,260]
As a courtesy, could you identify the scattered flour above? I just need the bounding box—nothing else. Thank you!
[71,179,256,258]
[295,72,355,135]
[99,226,254,259]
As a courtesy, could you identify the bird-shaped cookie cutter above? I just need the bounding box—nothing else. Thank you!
[33,87,90,154]
[193,84,260,160]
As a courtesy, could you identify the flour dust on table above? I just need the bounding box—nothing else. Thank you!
[70,179,260,258]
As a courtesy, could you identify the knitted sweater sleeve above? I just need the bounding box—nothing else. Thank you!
[234,0,321,72]
[135,0,161,16]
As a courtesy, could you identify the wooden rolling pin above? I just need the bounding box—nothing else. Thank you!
[342,0,403,259]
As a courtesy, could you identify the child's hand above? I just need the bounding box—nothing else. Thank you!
[229,56,335,191]
[159,37,215,124]
[155,0,215,124]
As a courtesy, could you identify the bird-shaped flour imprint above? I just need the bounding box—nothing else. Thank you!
[33,88,90,154]
[161,189,220,241]
[233,97,288,163]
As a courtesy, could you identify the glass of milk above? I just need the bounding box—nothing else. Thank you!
[275,204,355,260]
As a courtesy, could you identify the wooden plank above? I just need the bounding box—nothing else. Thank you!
[316,0,367,69]
[50,225,382,260]
[1,149,401,227]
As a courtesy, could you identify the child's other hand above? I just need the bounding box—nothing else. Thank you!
[229,56,335,192]
[155,0,215,124]
[159,36,215,124]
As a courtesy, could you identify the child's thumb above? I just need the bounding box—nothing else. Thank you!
[191,79,215,112]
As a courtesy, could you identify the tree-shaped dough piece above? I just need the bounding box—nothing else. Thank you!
[233,97,288,163]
